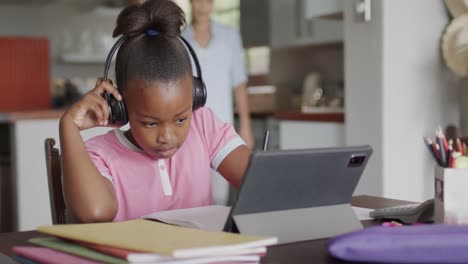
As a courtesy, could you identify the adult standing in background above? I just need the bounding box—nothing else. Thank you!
[182,0,254,205]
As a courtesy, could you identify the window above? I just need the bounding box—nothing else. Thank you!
[173,0,240,29]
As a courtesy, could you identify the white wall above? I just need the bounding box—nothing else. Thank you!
[346,0,459,202]
[344,0,384,197]
[0,3,118,78]
[381,0,458,201]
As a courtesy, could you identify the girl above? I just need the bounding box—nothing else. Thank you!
[59,0,251,223]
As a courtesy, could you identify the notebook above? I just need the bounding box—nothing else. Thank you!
[78,240,138,260]
[37,219,277,258]
[28,237,126,264]
[12,246,100,264]
[125,255,260,264]
[14,256,37,264]
[29,237,264,264]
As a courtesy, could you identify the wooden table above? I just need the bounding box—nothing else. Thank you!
[0,195,412,263]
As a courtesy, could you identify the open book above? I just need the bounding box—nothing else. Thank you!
[141,205,374,232]
[29,236,266,264]
[142,205,231,231]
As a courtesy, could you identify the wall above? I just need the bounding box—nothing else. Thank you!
[0,3,118,79]
[381,0,458,201]
[345,0,459,201]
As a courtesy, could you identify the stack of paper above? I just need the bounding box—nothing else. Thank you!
[141,205,231,231]
[12,219,277,264]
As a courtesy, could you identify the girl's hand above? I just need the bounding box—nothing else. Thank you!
[62,78,122,131]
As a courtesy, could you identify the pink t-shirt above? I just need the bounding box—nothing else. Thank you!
[85,107,244,221]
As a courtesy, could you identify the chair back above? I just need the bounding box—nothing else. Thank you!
[44,138,68,224]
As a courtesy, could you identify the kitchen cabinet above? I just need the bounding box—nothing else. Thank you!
[270,0,343,48]
[304,0,343,19]
[269,0,296,48]
[240,0,343,48]
[278,120,345,150]
[0,111,119,231]
[240,0,270,48]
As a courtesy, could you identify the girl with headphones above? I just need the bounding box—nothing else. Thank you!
[59,0,250,223]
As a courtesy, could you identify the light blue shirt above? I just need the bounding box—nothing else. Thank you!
[182,20,247,124]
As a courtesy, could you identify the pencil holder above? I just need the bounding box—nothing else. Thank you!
[434,166,468,224]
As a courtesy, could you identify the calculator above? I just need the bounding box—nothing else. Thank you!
[369,199,434,224]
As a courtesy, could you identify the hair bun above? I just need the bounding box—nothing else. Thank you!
[113,0,186,38]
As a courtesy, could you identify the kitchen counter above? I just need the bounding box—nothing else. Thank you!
[273,111,344,123]
[276,112,345,149]
[0,110,65,123]
[0,110,115,232]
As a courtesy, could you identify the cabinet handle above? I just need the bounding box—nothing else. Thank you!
[355,0,371,23]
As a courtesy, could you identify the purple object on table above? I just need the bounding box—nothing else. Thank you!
[327,224,468,263]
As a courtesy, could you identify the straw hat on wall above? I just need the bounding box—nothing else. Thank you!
[445,0,468,17]
[442,14,468,77]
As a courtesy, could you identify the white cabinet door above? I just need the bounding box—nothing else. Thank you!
[13,119,121,231]
[270,0,343,48]
[270,0,297,48]
[240,0,270,47]
[296,19,343,46]
[304,0,343,19]
[279,120,345,150]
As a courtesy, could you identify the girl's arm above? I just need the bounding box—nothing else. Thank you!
[59,78,122,223]
[217,145,251,188]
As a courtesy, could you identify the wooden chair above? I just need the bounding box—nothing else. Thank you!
[44,138,70,224]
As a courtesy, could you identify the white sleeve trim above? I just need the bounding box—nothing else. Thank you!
[211,137,246,170]
[100,172,115,186]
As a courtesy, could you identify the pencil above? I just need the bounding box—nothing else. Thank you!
[424,136,441,166]
[436,137,447,167]
[436,126,449,153]
[262,130,270,152]
[451,151,462,168]
[432,142,442,166]
[448,145,455,168]
[457,138,463,153]
[436,127,448,166]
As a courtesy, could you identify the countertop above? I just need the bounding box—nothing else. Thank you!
[273,111,344,123]
[0,110,65,123]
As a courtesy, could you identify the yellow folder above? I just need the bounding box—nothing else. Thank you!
[37,219,277,257]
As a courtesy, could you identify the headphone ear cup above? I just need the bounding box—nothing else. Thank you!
[192,77,207,111]
[106,93,128,126]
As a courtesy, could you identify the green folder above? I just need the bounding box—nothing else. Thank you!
[28,237,127,264]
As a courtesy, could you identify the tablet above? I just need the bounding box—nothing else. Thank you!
[224,145,373,243]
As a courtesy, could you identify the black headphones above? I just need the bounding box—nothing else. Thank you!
[102,34,207,126]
